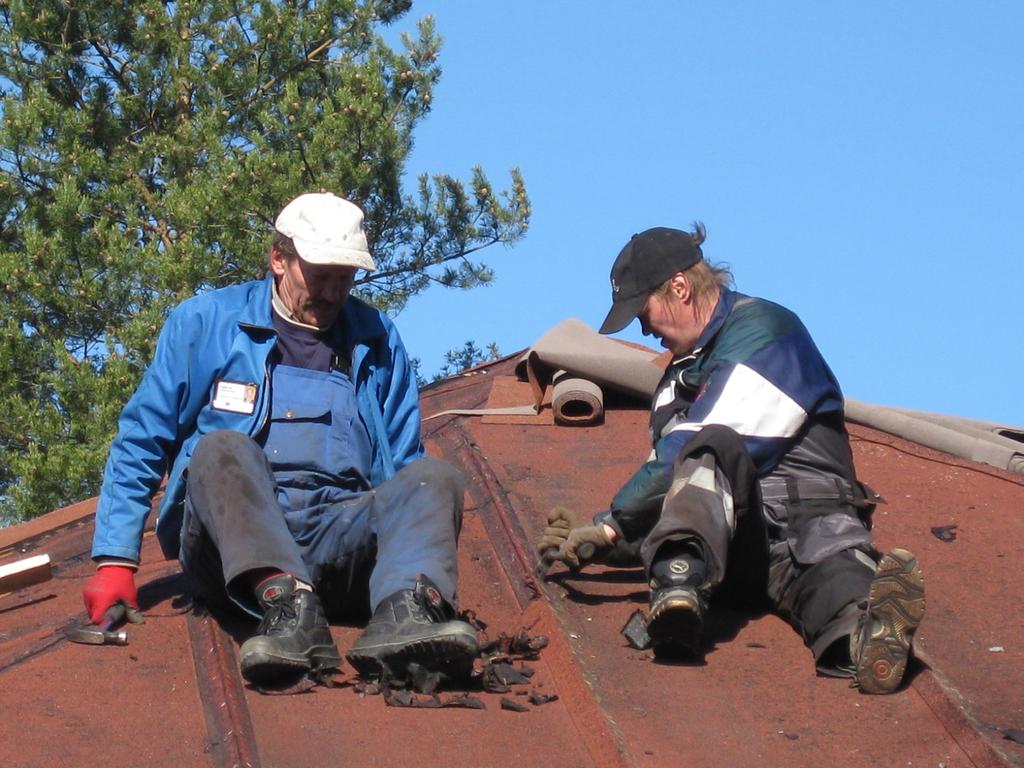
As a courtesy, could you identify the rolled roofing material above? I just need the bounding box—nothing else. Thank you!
[427,318,1024,475]
[845,399,1024,475]
[423,319,659,424]
[516,318,664,406]
[880,406,1024,445]
[552,371,604,426]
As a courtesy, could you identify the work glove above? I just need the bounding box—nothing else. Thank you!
[83,564,140,625]
[558,523,614,570]
[536,507,614,571]
[536,506,583,557]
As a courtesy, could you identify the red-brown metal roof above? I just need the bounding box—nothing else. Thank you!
[2,353,1022,767]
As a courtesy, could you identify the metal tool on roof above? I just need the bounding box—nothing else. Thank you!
[66,620,128,646]
[535,550,557,577]
[64,602,143,646]
[535,542,596,577]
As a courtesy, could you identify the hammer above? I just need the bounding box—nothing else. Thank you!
[65,603,140,646]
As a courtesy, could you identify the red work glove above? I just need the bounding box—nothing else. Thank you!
[83,565,139,625]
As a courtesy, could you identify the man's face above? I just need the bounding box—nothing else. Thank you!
[270,247,357,329]
[637,279,702,356]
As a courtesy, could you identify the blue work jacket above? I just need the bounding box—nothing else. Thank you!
[91,275,424,562]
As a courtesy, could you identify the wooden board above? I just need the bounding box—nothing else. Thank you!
[0,553,52,593]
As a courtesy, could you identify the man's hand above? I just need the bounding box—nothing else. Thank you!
[83,564,139,625]
[536,506,583,558]
[559,523,614,570]
[536,507,615,571]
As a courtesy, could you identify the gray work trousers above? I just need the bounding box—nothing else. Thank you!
[179,430,465,618]
[640,425,876,670]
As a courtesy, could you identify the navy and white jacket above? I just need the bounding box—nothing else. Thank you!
[610,288,856,541]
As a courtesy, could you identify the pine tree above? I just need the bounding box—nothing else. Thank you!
[0,0,530,523]
[436,340,501,381]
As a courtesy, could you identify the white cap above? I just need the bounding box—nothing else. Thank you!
[274,192,376,270]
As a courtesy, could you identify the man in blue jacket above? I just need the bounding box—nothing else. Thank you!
[538,224,925,694]
[83,192,478,684]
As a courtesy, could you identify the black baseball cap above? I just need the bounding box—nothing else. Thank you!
[598,227,704,334]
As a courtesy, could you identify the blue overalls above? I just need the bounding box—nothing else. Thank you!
[180,362,463,618]
[265,364,373,512]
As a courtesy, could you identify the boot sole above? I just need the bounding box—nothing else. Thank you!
[855,548,926,694]
[239,638,342,685]
[648,589,703,659]
[346,627,479,680]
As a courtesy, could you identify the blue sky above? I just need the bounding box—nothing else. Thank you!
[386,2,1021,426]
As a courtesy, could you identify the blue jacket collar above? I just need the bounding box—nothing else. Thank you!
[237,275,274,328]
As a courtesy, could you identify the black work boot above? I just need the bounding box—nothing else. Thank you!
[346,575,478,681]
[647,545,708,659]
[851,548,925,694]
[238,574,342,684]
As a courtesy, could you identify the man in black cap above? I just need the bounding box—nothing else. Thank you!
[537,223,925,694]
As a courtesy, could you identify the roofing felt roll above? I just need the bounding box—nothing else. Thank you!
[845,399,1024,475]
[516,318,664,403]
[552,371,603,426]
